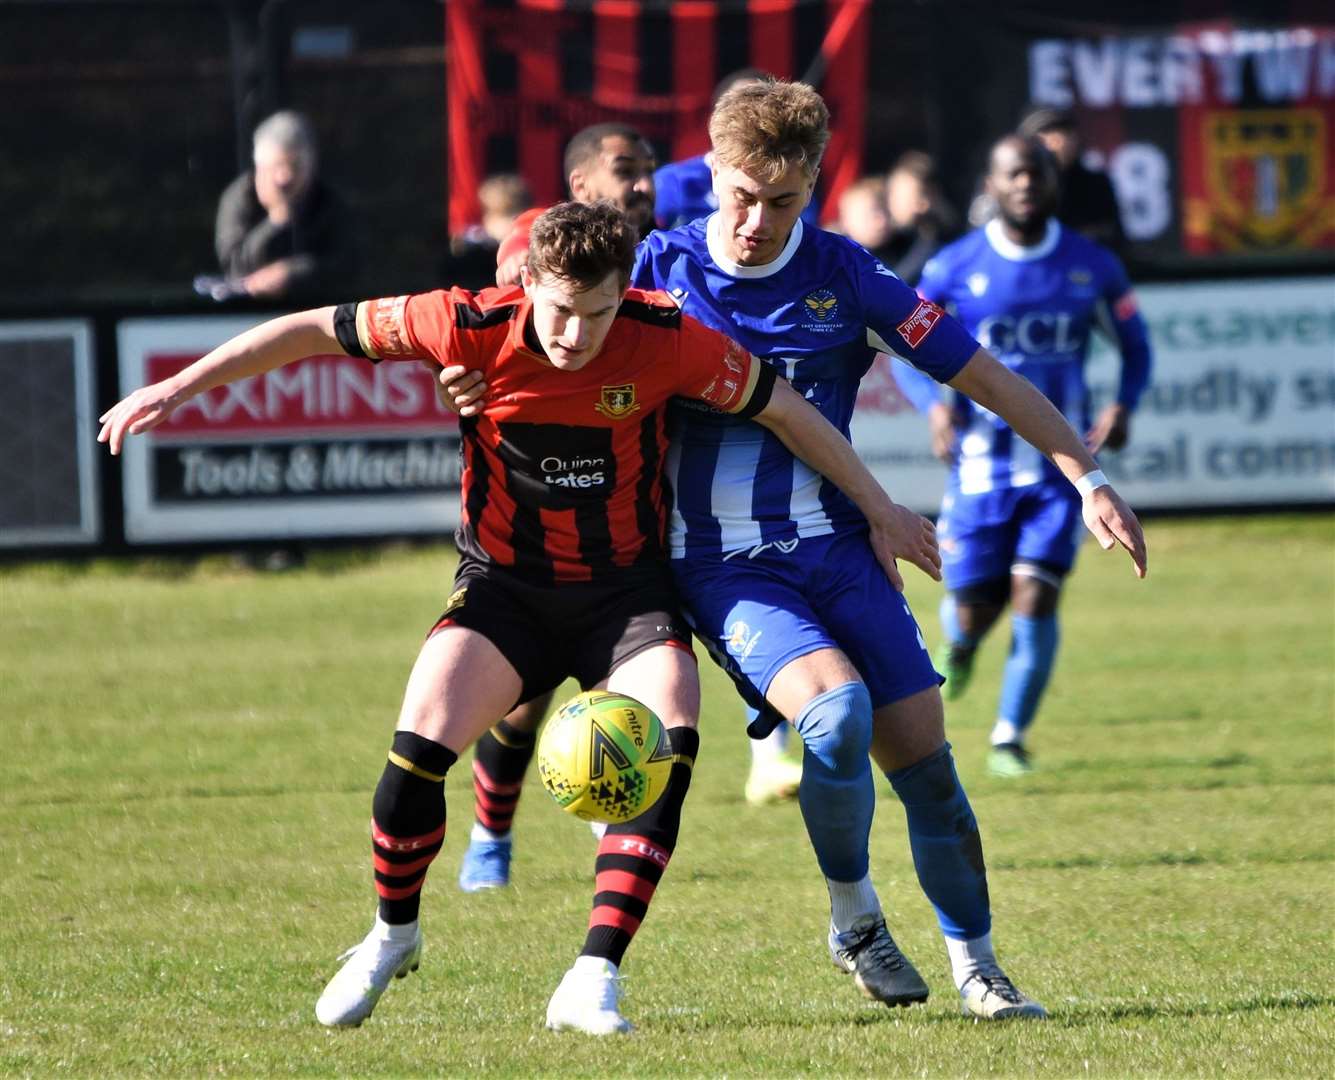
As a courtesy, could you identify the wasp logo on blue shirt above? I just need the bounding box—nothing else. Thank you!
[802,288,840,328]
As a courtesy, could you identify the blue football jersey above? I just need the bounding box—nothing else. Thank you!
[632,214,979,558]
[901,218,1152,495]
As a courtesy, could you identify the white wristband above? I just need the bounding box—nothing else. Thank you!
[1074,469,1109,497]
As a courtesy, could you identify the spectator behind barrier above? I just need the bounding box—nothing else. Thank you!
[451,174,535,257]
[205,110,355,300]
[834,177,894,263]
[1018,105,1126,254]
[882,151,958,286]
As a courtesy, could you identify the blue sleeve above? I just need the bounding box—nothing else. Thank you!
[653,166,683,231]
[853,246,978,382]
[1098,252,1153,411]
[630,239,658,291]
[891,358,944,414]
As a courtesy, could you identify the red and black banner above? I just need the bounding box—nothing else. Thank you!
[444,0,869,232]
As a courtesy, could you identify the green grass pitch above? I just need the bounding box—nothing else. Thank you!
[2,514,1332,1077]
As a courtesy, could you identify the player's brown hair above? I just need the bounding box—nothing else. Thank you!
[709,78,830,183]
[527,201,637,290]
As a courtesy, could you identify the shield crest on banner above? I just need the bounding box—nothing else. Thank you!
[595,383,639,418]
[1204,109,1327,247]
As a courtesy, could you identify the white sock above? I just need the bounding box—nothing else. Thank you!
[827,875,881,934]
[374,914,419,943]
[470,821,508,843]
[573,954,617,976]
[990,720,1022,747]
[945,931,997,989]
[749,724,789,765]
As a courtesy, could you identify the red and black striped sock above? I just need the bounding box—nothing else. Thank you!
[581,725,698,967]
[471,718,536,836]
[372,730,457,925]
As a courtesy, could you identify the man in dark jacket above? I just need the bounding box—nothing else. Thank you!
[215,110,354,298]
[1018,106,1125,255]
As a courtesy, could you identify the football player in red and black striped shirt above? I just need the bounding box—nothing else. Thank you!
[99,201,939,1036]
[462,121,665,895]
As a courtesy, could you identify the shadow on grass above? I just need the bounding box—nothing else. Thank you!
[655,990,1335,1034]
[991,849,1333,872]
[1056,752,1257,772]
[1057,990,1335,1024]
[1006,773,1332,798]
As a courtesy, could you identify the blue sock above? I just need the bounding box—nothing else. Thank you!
[793,682,875,883]
[886,743,991,940]
[940,594,980,649]
[996,614,1059,744]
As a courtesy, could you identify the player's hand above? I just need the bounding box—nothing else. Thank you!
[434,364,488,416]
[866,502,942,591]
[927,402,958,464]
[1085,403,1130,453]
[496,251,527,287]
[97,381,183,455]
[1081,484,1147,579]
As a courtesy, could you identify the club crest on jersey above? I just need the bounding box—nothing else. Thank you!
[896,299,945,349]
[967,273,989,297]
[1067,267,1093,286]
[595,383,640,419]
[802,288,840,326]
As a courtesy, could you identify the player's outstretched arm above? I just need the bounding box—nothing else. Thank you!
[949,347,1148,578]
[98,308,340,455]
[753,377,941,591]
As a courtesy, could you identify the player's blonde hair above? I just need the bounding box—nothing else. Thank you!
[708,78,830,183]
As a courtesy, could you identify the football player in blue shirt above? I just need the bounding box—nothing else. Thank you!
[896,134,1152,778]
[631,80,1145,1021]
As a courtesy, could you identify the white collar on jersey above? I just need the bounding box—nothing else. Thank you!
[984,217,1061,262]
[706,212,805,278]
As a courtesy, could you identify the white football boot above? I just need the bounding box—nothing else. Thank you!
[545,956,633,1035]
[315,921,422,1027]
[958,966,1048,1020]
[744,757,803,806]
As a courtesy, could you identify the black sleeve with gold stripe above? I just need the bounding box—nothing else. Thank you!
[734,361,777,420]
[333,301,366,358]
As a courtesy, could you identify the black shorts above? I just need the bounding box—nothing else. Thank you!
[427,558,694,710]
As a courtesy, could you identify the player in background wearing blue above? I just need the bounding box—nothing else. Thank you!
[632,80,1147,1020]
[896,134,1152,778]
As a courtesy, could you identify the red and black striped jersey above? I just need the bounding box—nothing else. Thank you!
[337,285,773,584]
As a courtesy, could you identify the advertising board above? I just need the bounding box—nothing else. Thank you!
[117,317,462,543]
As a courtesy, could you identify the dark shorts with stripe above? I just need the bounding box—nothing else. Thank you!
[428,557,694,710]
